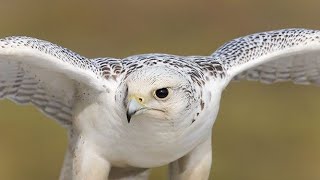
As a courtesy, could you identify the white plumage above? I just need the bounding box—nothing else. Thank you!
[0,28,320,179]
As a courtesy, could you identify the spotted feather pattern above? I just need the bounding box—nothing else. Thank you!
[211,28,320,85]
[0,36,97,72]
[121,53,225,86]
[92,57,123,80]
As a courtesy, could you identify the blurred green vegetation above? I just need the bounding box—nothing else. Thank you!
[0,0,320,179]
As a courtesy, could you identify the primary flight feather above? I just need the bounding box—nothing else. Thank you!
[0,28,319,180]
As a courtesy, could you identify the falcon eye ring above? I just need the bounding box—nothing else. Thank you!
[154,88,170,99]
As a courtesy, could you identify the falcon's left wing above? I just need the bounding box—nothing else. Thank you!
[211,28,320,85]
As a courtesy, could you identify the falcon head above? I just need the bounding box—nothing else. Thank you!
[123,66,199,124]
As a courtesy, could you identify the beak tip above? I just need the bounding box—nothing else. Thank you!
[126,112,131,123]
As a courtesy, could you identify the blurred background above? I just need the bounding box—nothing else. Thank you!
[0,0,320,179]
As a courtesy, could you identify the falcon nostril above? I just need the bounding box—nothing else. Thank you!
[138,97,143,102]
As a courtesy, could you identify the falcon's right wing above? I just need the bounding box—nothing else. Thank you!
[0,36,118,126]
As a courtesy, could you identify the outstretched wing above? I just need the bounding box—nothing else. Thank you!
[0,36,107,126]
[211,28,320,85]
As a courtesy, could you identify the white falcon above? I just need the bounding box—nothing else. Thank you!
[0,28,320,180]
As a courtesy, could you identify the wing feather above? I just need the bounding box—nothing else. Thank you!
[0,36,106,126]
[211,28,320,85]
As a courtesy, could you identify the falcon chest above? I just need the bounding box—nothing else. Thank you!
[72,83,220,168]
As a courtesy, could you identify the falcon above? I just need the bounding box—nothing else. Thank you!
[0,28,319,180]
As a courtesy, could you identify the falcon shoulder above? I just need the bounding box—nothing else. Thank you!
[211,28,320,85]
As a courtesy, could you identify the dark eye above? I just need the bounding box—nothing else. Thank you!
[155,88,169,99]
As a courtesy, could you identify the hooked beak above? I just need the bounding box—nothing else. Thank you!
[126,97,144,123]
